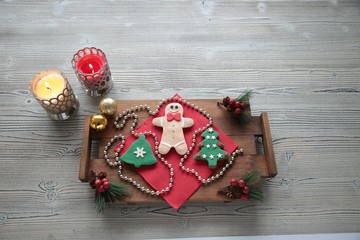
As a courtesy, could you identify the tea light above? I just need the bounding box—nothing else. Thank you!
[71,47,113,97]
[30,70,80,120]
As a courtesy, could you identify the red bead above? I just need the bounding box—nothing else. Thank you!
[242,185,250,194]
[103,181,110,189]
[230,178,237,186]
[240,102,247,109]
[95,179,102,187]
[234,108,242,114]
[238,179,245,188]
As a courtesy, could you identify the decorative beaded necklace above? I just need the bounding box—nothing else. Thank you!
[103,96,243,196]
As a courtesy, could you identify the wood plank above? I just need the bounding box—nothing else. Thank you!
[1,0,360,239]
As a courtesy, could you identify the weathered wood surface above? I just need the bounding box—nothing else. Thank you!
[0,0,359,239]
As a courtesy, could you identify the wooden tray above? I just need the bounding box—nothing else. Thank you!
[79,99,277,204]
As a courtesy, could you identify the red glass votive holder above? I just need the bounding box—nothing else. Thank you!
[71,47,113,97]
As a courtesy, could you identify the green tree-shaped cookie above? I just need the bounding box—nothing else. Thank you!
[120,134,157,168]
[194,127,230,168]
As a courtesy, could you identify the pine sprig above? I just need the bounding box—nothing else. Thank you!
[218,89,254,124]
[218,169,263,201]
[90,171,129,213]
[235,89,253,103]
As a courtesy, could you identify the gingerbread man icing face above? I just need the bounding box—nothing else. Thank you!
[152,103,194,155]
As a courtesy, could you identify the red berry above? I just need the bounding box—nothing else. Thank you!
[103,181,110,189]
[238,179,245,188]
[235,102,241,108]
[242,185,250,194]
[240,101,247,109]
[240,194,248,200]
[229,98,235,106]
[97,185,105,193]
[234,108,242,114]
[230,178,237,186]
[102,178,108,183]
[226,105,234,112]
[94,179,102,187]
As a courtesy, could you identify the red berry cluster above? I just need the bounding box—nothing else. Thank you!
[90,172,110,193]
[221,97,247,115]
[229,178,250,200]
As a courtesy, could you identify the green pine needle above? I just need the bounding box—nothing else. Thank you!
[95,181,128,213]
[235,89,253,103]
[233,89,253,124]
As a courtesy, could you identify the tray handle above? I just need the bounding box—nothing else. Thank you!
[79,116,91,181]
[260,112,277,177]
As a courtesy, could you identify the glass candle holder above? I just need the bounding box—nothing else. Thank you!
[30,70,80,120]
[71,47,113,97]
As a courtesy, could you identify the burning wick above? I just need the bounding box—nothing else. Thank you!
[89,63,94,74]
[45,81,52,90]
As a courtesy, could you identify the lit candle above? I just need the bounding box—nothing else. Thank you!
[72,47,113,97]
[30,70,79,120]
[32,70,66,100]
[77,54,105,75]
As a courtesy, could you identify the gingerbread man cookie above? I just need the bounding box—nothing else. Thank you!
[152,103,194,155]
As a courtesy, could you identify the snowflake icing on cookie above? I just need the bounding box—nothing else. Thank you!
[134,147,146,158]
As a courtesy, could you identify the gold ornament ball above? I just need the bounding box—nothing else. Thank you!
[99,98,117,116]
[90,114,108,131]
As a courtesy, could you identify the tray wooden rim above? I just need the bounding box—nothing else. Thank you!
[79,98,277,204]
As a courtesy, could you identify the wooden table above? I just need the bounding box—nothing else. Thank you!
[1,1,359,239]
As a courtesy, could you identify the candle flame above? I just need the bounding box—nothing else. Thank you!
[45,81,52,90]
[89,63,94,73]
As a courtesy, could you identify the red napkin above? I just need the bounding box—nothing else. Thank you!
[115,94,238,209]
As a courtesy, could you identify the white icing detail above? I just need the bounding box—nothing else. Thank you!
[160,116,164,126]
[134,147,146,158]
[161,141,172,148]
[174,140,186,148]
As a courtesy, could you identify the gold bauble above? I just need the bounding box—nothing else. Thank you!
[90,114,108,131]
[99,98,117,116]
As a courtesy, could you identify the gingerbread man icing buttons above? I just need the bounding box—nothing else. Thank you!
[152,102,194,155]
